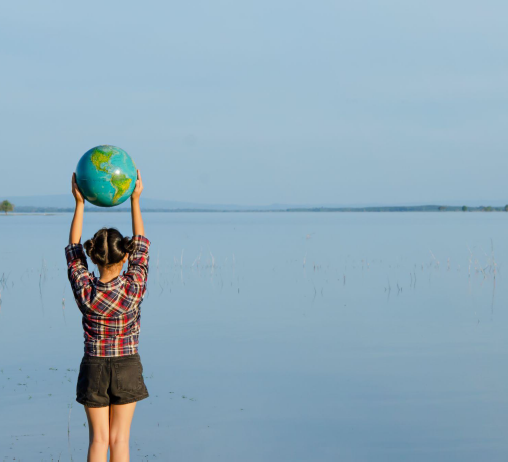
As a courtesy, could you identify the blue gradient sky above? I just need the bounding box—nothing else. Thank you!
[1,1,507,206]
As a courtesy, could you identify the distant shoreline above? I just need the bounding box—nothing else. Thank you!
[1,205,507,214]
[0,212,57,216]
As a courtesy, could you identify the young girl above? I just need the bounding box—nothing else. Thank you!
[65,170,150,461]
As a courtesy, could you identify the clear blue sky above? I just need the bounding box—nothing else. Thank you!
[1,0,507,206]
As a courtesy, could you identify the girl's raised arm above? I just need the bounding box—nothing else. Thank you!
[130,169,145,237]
[66,173,93,306]
[69,172,85,244]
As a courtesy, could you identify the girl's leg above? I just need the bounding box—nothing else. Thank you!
[109,402,137,462]
[84,406,110,462]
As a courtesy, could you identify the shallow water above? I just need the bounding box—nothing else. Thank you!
[0,212,507,461]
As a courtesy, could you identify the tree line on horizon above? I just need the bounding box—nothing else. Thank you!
[288,204,508,213]
[2,201,508,213]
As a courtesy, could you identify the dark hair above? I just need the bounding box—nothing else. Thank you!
[84,227,135,267]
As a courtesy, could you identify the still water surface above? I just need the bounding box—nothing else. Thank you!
[0,212,507,461]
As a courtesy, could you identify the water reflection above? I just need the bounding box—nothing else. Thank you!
[0,212,507,461]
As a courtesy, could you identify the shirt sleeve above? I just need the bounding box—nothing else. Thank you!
[124,235,150,294]
[65,243,94,306]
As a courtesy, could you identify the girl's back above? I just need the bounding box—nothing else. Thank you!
[65,232,150,356]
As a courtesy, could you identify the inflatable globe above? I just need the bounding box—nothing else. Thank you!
[76,145,137,207]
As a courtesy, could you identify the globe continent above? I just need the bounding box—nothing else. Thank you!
[76,145,137,207]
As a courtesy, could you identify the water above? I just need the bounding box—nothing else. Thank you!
[0,212,507,461]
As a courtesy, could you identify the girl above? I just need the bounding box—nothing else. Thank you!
[65,170,150,462]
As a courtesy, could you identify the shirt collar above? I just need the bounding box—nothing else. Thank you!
[93,272,124,290]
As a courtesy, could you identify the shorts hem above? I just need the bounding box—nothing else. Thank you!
[76,397,109,408]
[76,393,149,408]
[112,393,149,405]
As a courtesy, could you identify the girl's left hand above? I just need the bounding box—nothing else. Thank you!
[131,169,144,200]
[72,173,85,204]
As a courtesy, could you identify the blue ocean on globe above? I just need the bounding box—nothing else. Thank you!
[75,145,137,207]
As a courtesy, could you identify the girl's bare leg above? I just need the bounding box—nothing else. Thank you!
[84,406,110,462]
[109,402,137,461]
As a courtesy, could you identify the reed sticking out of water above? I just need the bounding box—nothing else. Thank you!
[429,250,439,268]
[0,272,10,290]
[61,286,67,326]
[191,251,202,268]
[467,246,473,278]
[210,251,216,273]
[490,238,497,280]
[67,403,72,442]
[39,258,47,315]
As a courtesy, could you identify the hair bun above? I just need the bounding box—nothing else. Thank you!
[121,236,135,254]
[83,238,95,256]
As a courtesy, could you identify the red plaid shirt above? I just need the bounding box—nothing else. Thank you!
[65,235,150,357]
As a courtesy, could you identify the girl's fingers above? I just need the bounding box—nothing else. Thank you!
[134,170,143,192]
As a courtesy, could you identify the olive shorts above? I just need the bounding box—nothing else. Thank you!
[76,352,149,407]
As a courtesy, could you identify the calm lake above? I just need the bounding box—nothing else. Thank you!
[0,212,507,461]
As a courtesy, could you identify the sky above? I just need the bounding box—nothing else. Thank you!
[1,0,507,206]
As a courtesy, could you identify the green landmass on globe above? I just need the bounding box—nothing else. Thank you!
[75,145,137,207]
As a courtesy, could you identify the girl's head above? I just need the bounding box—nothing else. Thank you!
[84,227,134,268]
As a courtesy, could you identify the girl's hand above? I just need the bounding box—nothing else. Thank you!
[131,170,144,201]
[72,173,85,204]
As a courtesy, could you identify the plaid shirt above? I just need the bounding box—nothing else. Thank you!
[65,235,150,357]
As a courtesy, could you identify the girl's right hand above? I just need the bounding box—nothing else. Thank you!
[131,170,144,201]
[72,173,85,204]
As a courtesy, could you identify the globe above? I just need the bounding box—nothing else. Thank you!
[75,145,137,207]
